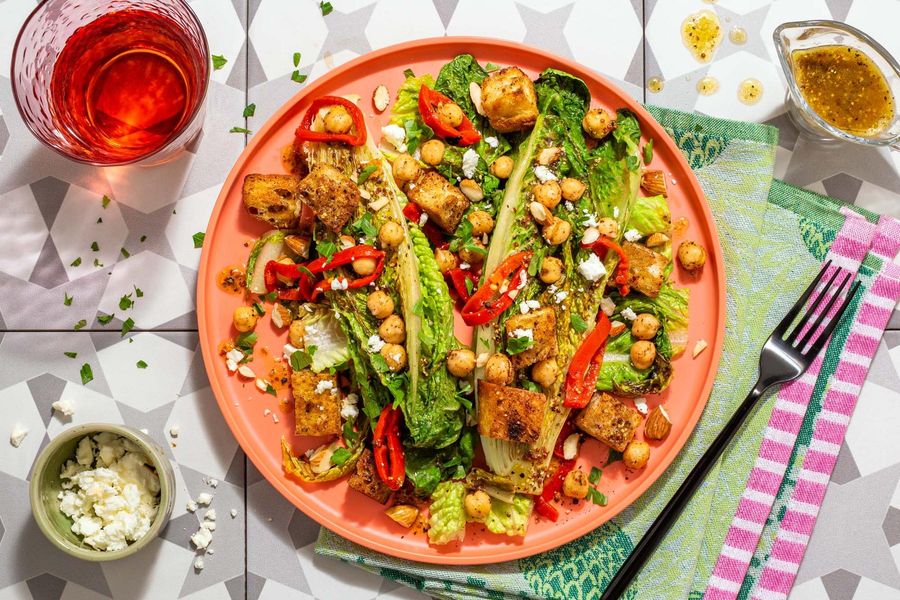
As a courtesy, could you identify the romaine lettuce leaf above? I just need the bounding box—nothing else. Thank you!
[405,428,475,495]
[427,481,467,545]
[627,195,671,236]
[484,494,533,537]
[297,304,349,372]
[434,54,486,117]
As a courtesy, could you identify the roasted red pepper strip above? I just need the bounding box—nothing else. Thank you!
[293,96,366,147]
[563,312,612,409]
[460,252,532,326]
[402,202,446,247]
[534,459,577,522]
[446,268,478,304]
[373,404,405,491]
[418,85,481,146]
[534,497,559,521]
[264,245,385,301]
[582,237,630,296]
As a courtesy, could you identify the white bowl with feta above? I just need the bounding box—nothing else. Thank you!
[29,424,175,561]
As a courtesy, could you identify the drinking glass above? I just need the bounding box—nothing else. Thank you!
[11,0,210,166]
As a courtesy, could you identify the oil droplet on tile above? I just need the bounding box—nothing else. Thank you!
[702,0,716,4]
[647,76,665,93]
[681,10,723,63]
[697,76,719,96]
[738,78,763,105]
[729,27,747,45]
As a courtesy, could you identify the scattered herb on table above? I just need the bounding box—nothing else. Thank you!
[136,360,148,369]
[121,317,135,336]
[102,195,111,209]
[119,294,134,311]
[212,54,228,70]
[64,293,73,306]
[291,70,307,84]
[64,351,77,359]
[120,247,130,258]
[90,241,99,252]
[243,103,256,118]
[74,320,87,331]
[80,363,94,385]
[319,1,333,16]
[71,257,82,267]
[98,314,115,325]
[229,126,252,134]
[192,232,206,248]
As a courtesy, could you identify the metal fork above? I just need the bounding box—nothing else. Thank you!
[600,261,861,600]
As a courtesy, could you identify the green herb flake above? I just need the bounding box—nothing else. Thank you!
[289,349,313,371]
[212,54,228,70]
[192,232,206,248]
[588,467,602,484]
[589,487,608,506]
[80,363,94,385]
[264,291,278,302]
[319,1,333,16]
[252,302,265,316]
[331,447,352,465]
[342,421,359,447]
[119,293,133,311]
[236,331,258,353]
[643,138,654,165]
[243,103,256,118]
[136,360,148,369]
[74,319,87,331]
[101,195,111,209]
[485,62,500,71]
[402,68,415,79]
[90,241,99,252]
[98,314,115,325]
[265,383,277,396]
[134,286,144,298]
[315,238,338,261]
[71,257,82,267]
[229,126,252,134]
[64,293,73,307]
[350,212,378,239]
[96,217,103,224]
[356,164,378,185]
[121,317,135,337]
[570,314,588,333]
[120,247,130,258]
[293,52,301,67]
[507,333,534,355]
[64,351,77,359]
[140,235,147,243]
[605,449,624,466]
[93,258,103,267]
[291,70,307,84]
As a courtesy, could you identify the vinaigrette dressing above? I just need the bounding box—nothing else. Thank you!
[647,76,664,93]
[697,76,719,96]
[729,27,747,45]
[681,10,722,62]
[738,78,763,105]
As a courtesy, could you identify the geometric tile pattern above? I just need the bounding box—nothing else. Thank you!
[0,1,898,599]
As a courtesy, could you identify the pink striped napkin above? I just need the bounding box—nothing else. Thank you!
[704,215,878,600]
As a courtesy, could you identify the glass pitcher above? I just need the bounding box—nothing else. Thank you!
[773,20,900,149]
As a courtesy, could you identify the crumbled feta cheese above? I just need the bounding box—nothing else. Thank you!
[600,296,616,316]
[613,207,620,218]
[204,509,217,521]
[367,334,385,353]
[459,262,470,270]
[9,424,28,448]
[208,478,218,488]
[418,212,428,227]
[621,307,638,321]
[510,328,534,342]
[518,269,528,289]
[202,521,216,532]
[647,264,662,278]
[263,408,272,417]
[484,136,499,148]
[519,300,541,314]
[283,344,300,360]
[623,229,642,242]
[380,124,407,152]
[51,398,75,418]
[226,349,244,363]
[191,526,212,550]
[237,365,255,379]
[169,425,180,438]
[554,290,568,303]
[314,380,334,394]
[577,254,607,282]
[226,359,238,373]
[193,556,205,571]
[255,379,268,393]
[565,201,575,211]
[461,148,479,179]
[634,398,649,415]
[693,339,709,358]
[562,434,580,460]
[330,277,349,291]
[582,213,600,228]
[196,493,213,506]
[186,500,198,513]
[341,393,359,420]
[533,165,557,183]
[230,509,238,518]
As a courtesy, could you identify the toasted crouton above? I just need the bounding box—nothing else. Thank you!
[296,164,361,231]
[292,369,342,436]
[504,307,558,369]
[348,448,392,504]
[405,170,469,233]
[480,67,539,133]
[575,393,642,452]
[242,174,302,229]
[477,380,547,445]
[623,241,668,298]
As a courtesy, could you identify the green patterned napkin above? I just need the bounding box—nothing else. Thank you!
[314,106,867,599]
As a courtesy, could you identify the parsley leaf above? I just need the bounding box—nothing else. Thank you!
[485,62,500,72]
[507,333,534,355]
[588,487,608,506]
[136,360,148,369]
[93,258,103,267]
[350,212,377,239]
[120,247,130,258]
[134,286,144,298]
[356,164,379,185]
[291,70,307,84]
[264,291,278,302]
[212,54,227,70]
[71,257,82,267]
[98,314,115,325]
[140,235,147,243]
[570,314,588,333]
[102,195,111,208]
[243,103,256,118]
[229,126,252,134]
[236,331,258,353]
[605,449,624,466]
[192,232,206,248]
[121,317,135,336]
[293,52,301,67]
[252,302,265,316]
[643,138,654,165]
[80,363,94,385]
[331,447,352,465]
[90,241,99,252]
[289,348,314,371]
[265,383,277,396]
[119,293,133,311]
[319,1,333,16]
[64,293,73,306]
[402,68,415,79]
[589,467,602,484]
[74,320,87,331]
[315,238,338,261]
[64,351,77,359]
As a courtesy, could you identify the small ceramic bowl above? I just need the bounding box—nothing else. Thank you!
[29,423,176,561]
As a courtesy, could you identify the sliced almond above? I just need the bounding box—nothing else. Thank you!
[645,405,672,440]
[372,84,390,112]
[338,235,356,250]
[469,81,484,116]
[284,234,311,259]
[237,365,255,379]
[609,320,626,336]
[475,352,490,368]
[537,147,562,166]
[459,179,484,202]
[641,170,668,197]
[581,227,600,246]
[385,504,419,528]
[645,232,669,248]
[529,201,549,224]
[368,197,390,212]
[692,339,708,358]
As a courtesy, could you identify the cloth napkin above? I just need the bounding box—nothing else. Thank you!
[314,106,892,599]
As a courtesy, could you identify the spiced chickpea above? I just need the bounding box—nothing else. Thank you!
[630,340,657,370]
[464,490,491,520]
[434,248,458,274]
[467,210,495,236]
[539,256,564,284]
[542,218,572,246]
[352,257,377,276]
[560,178,586,202]
[233,306,258,333]
[484,353,513,385]
[531,358,559,389]
[378,314,406,344]
[380,343,408,371]
[631,313,660,341]
[378,220,404,249]
[582,108,616,139]
[392,153,420,182]
[289,319,305,348]
[596,217,619,239]
[323,105,354,134]
[438,102,465,128]
[563,469,590,499]
[447,349,476,378]
[623,441,650,469]
[458,240,486,265]
[490,156,514,179]
[678,241,707,272]
[420,139,445,166]
[533,181,562,209]
[367,290,394,319]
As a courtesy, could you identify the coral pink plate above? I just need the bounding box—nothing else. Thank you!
[197,37,725,565]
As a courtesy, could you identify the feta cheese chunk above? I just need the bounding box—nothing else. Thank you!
[340,393,359,420]
[577,254,607,282]
[623,228,642,242]
[230,509,238,518]
[533,165,557,183]
[196,492,213,506]
[314,379,335,394]
[634,397,649,415]
[51,398,75,417]
[367,334,386,353]
[621,307,638,321]
[461,148,479,179]
[169,425,180,438]
[484,136,499,148]
[381,124,407,152]
[9,424,28,448]
[562,433,580,460]
[193,556,205,571]
[191,526,212,550]
[186,500,198,513]
[510,328,534,342]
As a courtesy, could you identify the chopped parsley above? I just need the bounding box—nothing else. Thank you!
[236,331,258,353]
[192,232,206,248]
[80,363,94,385]
[120,247,130,258]
[264,291,278,302]
[64,351,77,359]
[212,54,228,70]
[265,383,277,396]
[64,293,73,306]
[90,241,99,252]
[356,164,379,185]
[350,212,377,239]
[140,235,147,243]
[102,195,111,209]
[289,347,315,371]
[98,314,115,325]
[74,320,87,331]
[485,62,500,72]
[331,447,352,466]
[402,68,415,79]
[252,302,265,316]
[605,449,624,466]
[134,286,144,298]
[319,1,333,16]
[136,360,148,369]
[119,293,134,310]
[588,487,608,506]
[71,257,82,267]
[229,126,252,134]
[291,70,307,84]
[570,314,588,333]
[643,138,654,165]
[589,467,602,484]
[293,52,301,67]
[121,317,135,336]
[243,103,256,118]
[507,334,534,355]
[342,421,359,446]
[93,258,103,267]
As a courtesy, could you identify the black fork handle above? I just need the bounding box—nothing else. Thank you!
[600,380,768,600]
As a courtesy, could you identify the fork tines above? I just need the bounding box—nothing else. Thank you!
[777,260,861,357]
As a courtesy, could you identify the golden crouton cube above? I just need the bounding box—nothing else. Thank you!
[480,67,539,133]
[296,164,361,231]
[292,369,342,436]
[242,174,302,229]
[504,307,558,369]
[348,448,393,505]
[405,170,470,233]
[477,380,547,445]
[623,241,668,298]
[575,393,642,452]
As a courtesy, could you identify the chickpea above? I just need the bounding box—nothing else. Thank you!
[582,108,616,139]
[380,343,408,372]
[539,256,564,284]
[484,353,513,385]
[464,490,491,520]
[596,217,619,239]
[367,290,394,319]
[490,156,514,179]
[324,105,353,134]
[434,248,458,274]
[531,358,559,389]
[458,240,486,265]
[352,257,377,276]
[289,319,305,348]
[623,441,650,470]
[392,153,420,182]
[447,348,476,378]
[378,220,404,249]
[533,181,562,209]
[542,218,572,246]
[467,210,495,236]
[233,306,259,333]
[420,139,445,166]
[560,178,586,202]
[378,314,406,344]
[678,241,707,272]
[563,469,590,499]
[630,340,657,370]
[438,102,465,128]
[631,313,660,341]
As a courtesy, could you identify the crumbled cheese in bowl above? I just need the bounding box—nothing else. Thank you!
[56,433,161,552]
[461,148,479,179]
